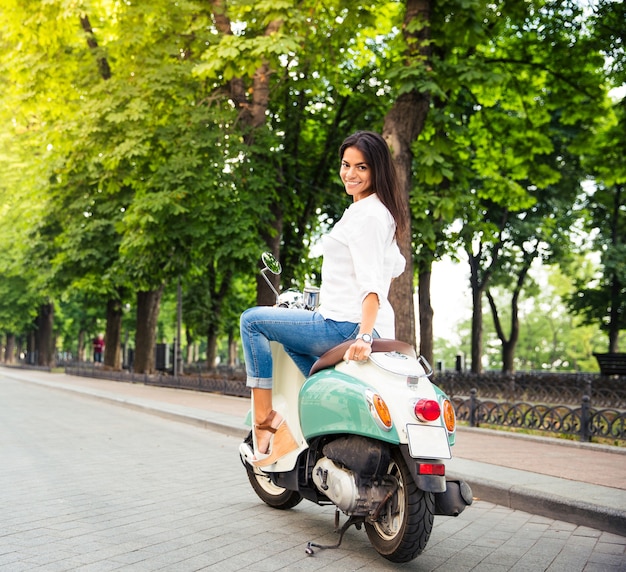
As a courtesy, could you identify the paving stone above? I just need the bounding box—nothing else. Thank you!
[1,372,625,571]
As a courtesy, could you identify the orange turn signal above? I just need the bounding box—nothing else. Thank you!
[442,399,456,432]
[373,394,392,428]
[366,390,393,430]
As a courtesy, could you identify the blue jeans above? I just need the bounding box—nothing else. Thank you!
[240,306,361,388]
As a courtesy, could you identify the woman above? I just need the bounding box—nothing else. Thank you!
[240,130,408,467]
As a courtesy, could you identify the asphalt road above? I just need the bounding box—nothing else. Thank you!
[1,375,624,571]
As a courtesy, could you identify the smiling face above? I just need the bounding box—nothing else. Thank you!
[340,146,373,202]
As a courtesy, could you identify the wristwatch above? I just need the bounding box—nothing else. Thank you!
[357,333,373,344]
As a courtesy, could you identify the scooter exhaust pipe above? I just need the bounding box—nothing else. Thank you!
[435,480,473,516]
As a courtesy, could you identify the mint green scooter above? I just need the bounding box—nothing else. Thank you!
[239,254,472,563]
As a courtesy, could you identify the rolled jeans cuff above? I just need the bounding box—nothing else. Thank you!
[246,376,273,390]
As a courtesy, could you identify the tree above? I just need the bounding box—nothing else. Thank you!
[479,264,605,372]
[382,0,431,349]
[559,0,626,353]
[570,110,626,352]
[0,0,620,373]
[414,0,607,371]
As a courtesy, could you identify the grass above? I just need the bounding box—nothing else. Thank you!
[457,421,625,447]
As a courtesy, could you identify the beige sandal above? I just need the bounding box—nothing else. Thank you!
[253,410,298,467]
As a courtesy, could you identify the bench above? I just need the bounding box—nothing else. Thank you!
[593,353,626,376]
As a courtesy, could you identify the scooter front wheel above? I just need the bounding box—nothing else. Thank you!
[365,449,435,563]
[242,432,303,510]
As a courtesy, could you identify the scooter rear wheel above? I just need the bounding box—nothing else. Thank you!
[365,449,435,563]
[243,432,303,510]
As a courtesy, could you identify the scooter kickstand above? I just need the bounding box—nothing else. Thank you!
[305,515,363,556]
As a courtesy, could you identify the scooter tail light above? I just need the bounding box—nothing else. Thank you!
[414,398,441,422]
[366,391,393,430]
[442,399,456,432]
[417,463,445,476]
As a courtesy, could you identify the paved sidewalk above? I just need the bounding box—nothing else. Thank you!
[2,366,625,537]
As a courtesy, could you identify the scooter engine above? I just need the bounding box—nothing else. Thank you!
[311,436,395,516]
[312,457,396,516]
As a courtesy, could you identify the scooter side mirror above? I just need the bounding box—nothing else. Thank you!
[260,252,282,305]
[261,251,282,275]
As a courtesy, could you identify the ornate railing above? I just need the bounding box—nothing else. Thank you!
[49,365,626,443]
[453,389,626,443]
[434,371,626,409]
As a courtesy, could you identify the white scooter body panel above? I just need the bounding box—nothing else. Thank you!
[339,352,452,460]
[258,343,451,473]
[251,343,308,473]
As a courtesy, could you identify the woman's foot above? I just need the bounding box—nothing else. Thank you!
[252,410,298,467]
[253,410,282,456]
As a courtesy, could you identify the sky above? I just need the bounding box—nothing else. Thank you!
[429,256,472,345]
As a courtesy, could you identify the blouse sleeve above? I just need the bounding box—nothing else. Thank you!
[347,214,391,307]
[391,241,406,278]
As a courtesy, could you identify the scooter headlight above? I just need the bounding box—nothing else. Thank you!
[365,389,393,431]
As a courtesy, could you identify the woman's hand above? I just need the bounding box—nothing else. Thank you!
[343,338,372,362]
[344,292,378,362]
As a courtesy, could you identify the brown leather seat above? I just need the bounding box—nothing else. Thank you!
[309,338,417,376]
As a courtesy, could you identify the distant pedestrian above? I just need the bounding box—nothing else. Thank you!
[93,333,105,364]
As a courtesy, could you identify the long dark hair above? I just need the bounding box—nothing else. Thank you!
[339,131,408,239]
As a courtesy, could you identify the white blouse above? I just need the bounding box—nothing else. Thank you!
[318,193,406,338]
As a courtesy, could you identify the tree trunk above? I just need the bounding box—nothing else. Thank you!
[487,252,532,373]
[4,334,16,364]
[228,330,237,367]
[417,246,437,362]
[16,336,23,363]
[501,340,515,373]
[26,330,35,365]
[209,2,283,307]
[205,267,233,369]
[77,329,86,362]
[417,264,434,365]
[468,245,485,374]
[383,0,432,348]
[206,326,218,369]
[133,287,164,374]
[487,288,516,372]
[185,330,195,364]
[466,216,506,373]
[383,91,422,347]
[80,14,112,80]
[36,302,55,367]
[608,185,623,353]
[470,285,483,374]
[104,298,123,369]
[608,273,620,353]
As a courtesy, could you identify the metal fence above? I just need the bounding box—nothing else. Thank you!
[64,364,250,398]
[434,370,626,409]
[53,364,626,443]
[453,389,626,443]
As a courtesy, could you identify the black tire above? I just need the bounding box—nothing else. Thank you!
[242,432,303,510]
[365,449,435,563]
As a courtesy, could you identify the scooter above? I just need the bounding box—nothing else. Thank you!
[239,253,472,563]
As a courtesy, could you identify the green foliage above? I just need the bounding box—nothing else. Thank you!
[0,0,622,370]
[440,264,605,372]
[568,102,626,349]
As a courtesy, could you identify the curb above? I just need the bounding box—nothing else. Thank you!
[447,471,626,537]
